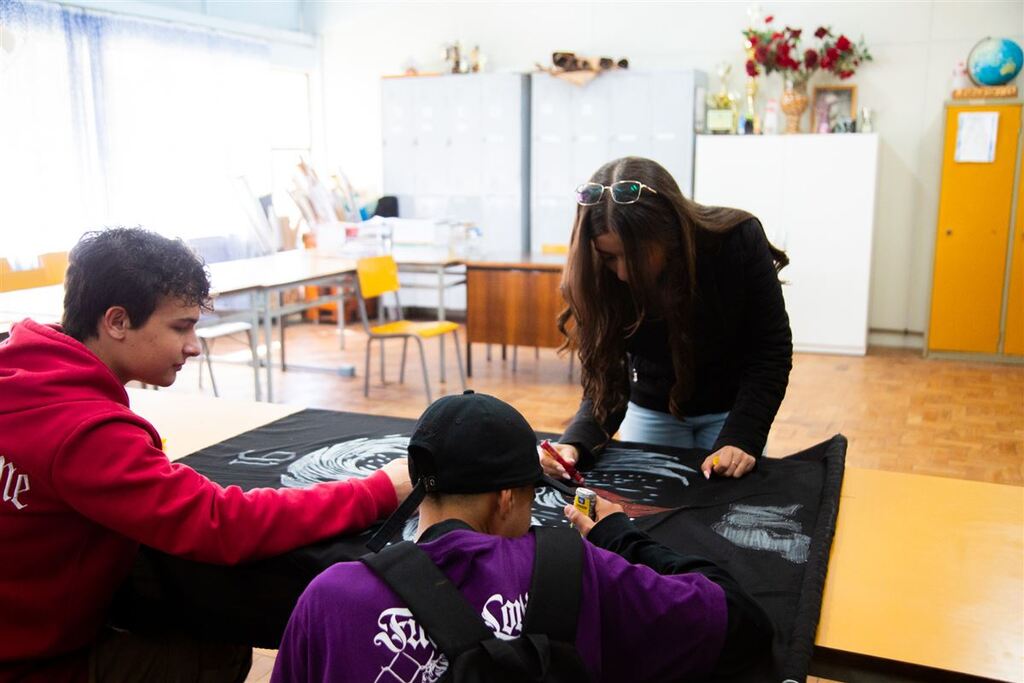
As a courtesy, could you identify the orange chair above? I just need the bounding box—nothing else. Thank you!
[0,258,50,292]
[39,252,69,285]
[355,255,466,403]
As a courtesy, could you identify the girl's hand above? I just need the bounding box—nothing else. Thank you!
[701,446,756,479]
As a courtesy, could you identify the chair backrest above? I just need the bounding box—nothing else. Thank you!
[0,259,51,292]
[39,252,69,285]
[356,255,400,300]
[541,243,569,255]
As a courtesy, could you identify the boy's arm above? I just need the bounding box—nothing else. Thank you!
[52,418,399,564]
[588,512,774,676]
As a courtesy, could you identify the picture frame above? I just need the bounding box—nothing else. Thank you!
[811,84,858,134]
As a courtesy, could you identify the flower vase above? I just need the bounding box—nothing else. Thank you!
[780,79,809,133]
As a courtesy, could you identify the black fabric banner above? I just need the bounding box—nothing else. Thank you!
[111,409,844,683]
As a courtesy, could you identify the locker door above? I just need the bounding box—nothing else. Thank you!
[1003,145,1024,356]
[381,78,417,196]
[651,71,701,197]
[531,74,574,198]
[413,78,452,197]
[480,195,524,254]
[929,104,1022,353]
[570,76,611,182]
[480,75,524,196]
[447,75,482,197]
[608,72,653,161]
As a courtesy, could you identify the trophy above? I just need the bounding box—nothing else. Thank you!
[707,64,738,134]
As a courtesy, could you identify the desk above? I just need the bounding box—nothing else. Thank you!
[209,251,356,402]
[464,253,566,376]
[127,389,300,462]
[0,284,63,338]
[815,468,1023,682]
[126,389,1023,681]
[0,251,359,403]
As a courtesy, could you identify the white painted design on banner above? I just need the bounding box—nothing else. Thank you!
[280,435,410,488]
[712,504,811,563]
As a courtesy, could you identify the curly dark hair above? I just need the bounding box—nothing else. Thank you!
[557,157,788,428]
[62,227,211,341]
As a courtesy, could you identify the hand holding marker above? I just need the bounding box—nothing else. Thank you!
[703,455,720,480]
[539,439,585,484]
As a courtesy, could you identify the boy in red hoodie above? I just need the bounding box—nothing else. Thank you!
[0,228,411,682]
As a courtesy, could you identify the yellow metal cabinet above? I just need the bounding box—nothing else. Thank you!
[928,102,1023,354]
[1004,152,1024,356]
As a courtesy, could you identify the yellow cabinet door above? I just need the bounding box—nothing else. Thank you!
[929,104,1022,353]
[1004,144,1024,356]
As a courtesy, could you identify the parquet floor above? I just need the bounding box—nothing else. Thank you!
[170,321,1024,486]
[159,321,1022,683]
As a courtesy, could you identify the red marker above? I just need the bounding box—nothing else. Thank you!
[540,439,584,484]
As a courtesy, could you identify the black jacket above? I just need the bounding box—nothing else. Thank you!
[562,217,793,459]
[588,512,774,676]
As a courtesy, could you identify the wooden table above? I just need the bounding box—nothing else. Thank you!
[464,252,566,376]
[814,468,1023,681]
[208,251,357,402]
[0,251,359,402]
[127,389,300,462]
[0,284,63,338]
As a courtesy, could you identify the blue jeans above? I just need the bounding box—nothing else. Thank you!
[618,402,728,450]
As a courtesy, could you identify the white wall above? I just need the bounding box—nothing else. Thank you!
[308,1,1023,337]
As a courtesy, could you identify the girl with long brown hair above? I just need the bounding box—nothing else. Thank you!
[539,157,792,480]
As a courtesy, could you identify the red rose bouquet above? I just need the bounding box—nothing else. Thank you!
[744,17,872,83]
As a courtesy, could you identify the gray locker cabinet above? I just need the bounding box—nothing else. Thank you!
[529,69,706,252]
[380,73,530,310]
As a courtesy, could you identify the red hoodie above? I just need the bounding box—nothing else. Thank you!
[0,320,398,679]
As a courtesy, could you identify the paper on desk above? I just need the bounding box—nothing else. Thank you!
[955,112,999,163]
[380,217,446,245]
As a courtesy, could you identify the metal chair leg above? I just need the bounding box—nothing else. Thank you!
[380,338,386,384]
[414,336,432,404]
[400,337,409,383]
[247,326,260,401]
[486,343,491,361]
[279,293,287,371]
[198,339,207,390]
[512,346,518,372]
[364,336,372,397]
[452,330,467,392]
[200,338,219,397]
[439,336,447,385]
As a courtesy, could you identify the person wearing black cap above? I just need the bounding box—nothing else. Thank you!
[272,391,772,683]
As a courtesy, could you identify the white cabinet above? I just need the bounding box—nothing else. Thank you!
[381,74,529,310]
[529,69,707,252]
[694,134,879,355]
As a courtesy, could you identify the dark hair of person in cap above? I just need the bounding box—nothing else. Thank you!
[367,390,574,551]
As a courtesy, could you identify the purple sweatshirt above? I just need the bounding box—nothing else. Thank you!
[272,527,727,682]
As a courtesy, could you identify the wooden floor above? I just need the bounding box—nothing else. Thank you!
[161,321,1022,683]
[173,321,1024,486]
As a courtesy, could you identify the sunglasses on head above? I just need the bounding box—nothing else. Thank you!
[575,180,658,206]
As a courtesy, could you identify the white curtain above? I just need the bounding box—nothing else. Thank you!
[0,0,271,261]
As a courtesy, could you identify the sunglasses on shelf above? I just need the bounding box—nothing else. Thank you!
[574,180,658,206]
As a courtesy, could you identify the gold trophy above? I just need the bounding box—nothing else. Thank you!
[707,64,738,134]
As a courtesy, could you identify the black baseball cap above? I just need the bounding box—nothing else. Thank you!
[366,390,576,551]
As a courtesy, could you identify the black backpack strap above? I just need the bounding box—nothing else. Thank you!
[362,541,491,657]
[522,527,584,642]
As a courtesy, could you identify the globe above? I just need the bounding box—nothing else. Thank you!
[967,37,1023,86]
